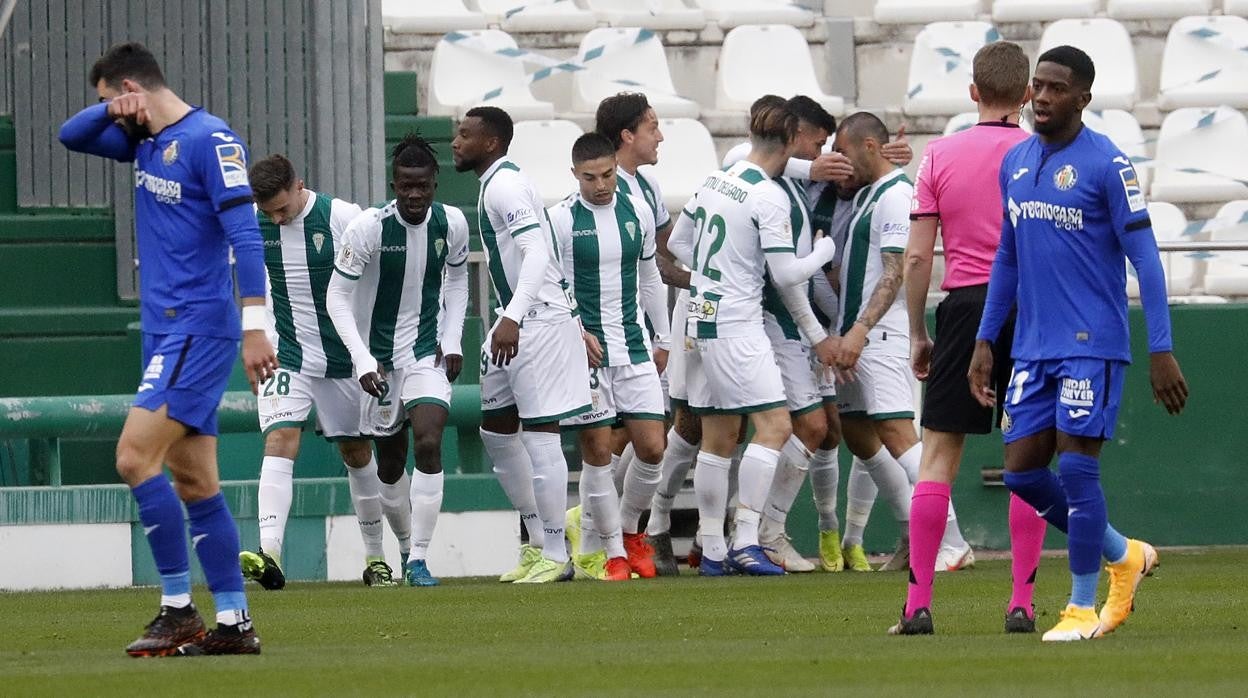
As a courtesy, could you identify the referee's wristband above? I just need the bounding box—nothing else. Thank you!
[242,305,267,332]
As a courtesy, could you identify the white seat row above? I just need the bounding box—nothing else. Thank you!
[427,26,843,121]
[1127,200,1248,298]
[876,1,1242,24]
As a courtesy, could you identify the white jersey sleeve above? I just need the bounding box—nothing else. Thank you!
[327,210,383,376]
[876,185,912,253]
[756,183,796,254]
[485,170,543,238]
[329,198,365,243]
[439,205,472,356]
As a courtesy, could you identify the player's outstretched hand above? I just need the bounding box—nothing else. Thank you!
[491,317,520,367]
[583,331,604,368]
[967,340,996,408]
[242,330,278,395]
[1149,351,1188,415]
[883,124,913,167]
[911,334,934,381]
[359,366,388,399]
[810,152,855,184]
[436,347,463,382]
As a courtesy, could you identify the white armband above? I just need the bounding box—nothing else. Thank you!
[242,305,267,332]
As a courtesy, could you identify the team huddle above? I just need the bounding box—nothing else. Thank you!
[60,37,1188,657]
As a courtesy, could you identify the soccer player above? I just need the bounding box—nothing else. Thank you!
[59,42,272,656]
[550,133,671,581]
[970,46,1187,641]
[667,102,838,576]
[890,41,1045,636]
[326,134,470,588]
[452,106,592,583]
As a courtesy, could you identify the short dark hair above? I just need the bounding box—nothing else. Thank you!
[749,94,787,119]
[249,154,296,203]
[464,105,514,152]
[749,102,798,147]
[973,41,1030,107]
[89,42,166,89]
[837,111,890,146]
[784,95,837,134]
[595,92,651,150]
[1037,45,1096,91]
[392,132,439,174]
[571,132,616,165]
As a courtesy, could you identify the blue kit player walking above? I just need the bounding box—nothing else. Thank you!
[970,46,1189,642]
[60,43,276,656]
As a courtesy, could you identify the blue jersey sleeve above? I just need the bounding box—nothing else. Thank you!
[1106,157,1173,353]
[977,159,1019,343]
[59,103,137,162]
[192,129,265,299]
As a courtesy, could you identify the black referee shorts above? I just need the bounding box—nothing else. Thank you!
[920,284,1016,435]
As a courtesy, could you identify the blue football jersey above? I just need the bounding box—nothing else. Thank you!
[988,126,1169,362]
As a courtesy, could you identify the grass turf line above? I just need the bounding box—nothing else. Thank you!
[1,549,1246,696]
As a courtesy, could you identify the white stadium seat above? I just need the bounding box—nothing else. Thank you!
[991,0,1099,23]
[1203,200,1248,297]
[649,118,720,213]
[382,0,487,33]
[1157,15,1248,110]
[693,0,816,29]
[904,22,1001,116]
[584,0,707,31]
[473,0,596,33]
[1126,202,1200,298]
[1227,1,1248,16]
[427,30,555,120]
[874,1,983,24]
[572,28,700,119]
[1106,0,1213,20]
[1150,106,1248,204]
[715,25,844,115]
[507,120,584,207]
[1039,18,1137,111]
[1082,109,1151,192]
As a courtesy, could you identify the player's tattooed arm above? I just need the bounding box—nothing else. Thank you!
[858,251,904,330]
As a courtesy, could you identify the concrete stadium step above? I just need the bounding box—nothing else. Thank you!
[0,211,114,242]
[384,71,420,115]
[0,241,118,307]
[0,306,139,337]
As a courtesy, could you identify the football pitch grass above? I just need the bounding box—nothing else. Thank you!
[3,548,1246,696]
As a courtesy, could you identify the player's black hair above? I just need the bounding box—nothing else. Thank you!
[595,92,652,150]
[392,132,439,174]
[89,42,166,89]
[249,154,297,203]
[1037,45,1096,91]
[571,132,617,165]
[837,111,890,146]
[785,95,837,134]
[464,105,515,152]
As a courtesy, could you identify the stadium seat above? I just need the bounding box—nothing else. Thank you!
[904,22,1001,116]
[584,0,707,30]
[1126,202,1200,298]
[1157,15,1248,110]
[1150,106,1248,204]
[381,0,488,33]
[874,0,983,24]
[571,28,700,119]
[1082,109,1151,192]
[649,118,719,213]
[715,25,845,115]
[1203,200,1248,297]
[1227,0,1248,16]
[507,120,583,207]
[1039,19,1137,111]
[990,0,1099,23]
[427,30,556,121]
[473,0,596,33]
[942,111,1034,135]
[1106,0,1213,20]
[692,0,816,29]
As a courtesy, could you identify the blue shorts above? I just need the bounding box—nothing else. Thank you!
[1000,358,1127,444]
[135,333,237,436]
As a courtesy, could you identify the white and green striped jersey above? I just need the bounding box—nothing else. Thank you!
[684,160,794,339]
[333,201,470,371]
[762,176,815,343]
[549,192,657,367]
[259,190,362,379]
[616,165,670,231]
[836,168,913,340]
[477,158,573,319]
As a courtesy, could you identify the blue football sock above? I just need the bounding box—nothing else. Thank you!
[1071,571,1100,609]
[186,492,248,616]
[1102,526,1129,564]
[1058,452,1108,584]
[1003,467,1068,531]
[132,475,191,600]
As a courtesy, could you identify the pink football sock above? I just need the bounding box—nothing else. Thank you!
[905,481,951,617]
[1007,493,1047,617]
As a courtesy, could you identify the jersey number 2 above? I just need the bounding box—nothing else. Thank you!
[690,207,727,282]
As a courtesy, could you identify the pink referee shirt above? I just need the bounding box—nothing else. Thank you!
[911,122,1029,290]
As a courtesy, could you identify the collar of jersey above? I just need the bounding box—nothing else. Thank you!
[291,188,318,223]
[388,200,431,228]
[577,192,617,211]
[479,157,514,182]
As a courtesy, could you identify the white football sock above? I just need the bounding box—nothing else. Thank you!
[896,441,922,484]
[733,443,781,549]
[581,463,625,559]
[694,451,731,561]
[620,452,663,535]
[646,428,699,536]
[520,430,570,563]
[380,469,412,556]
[346,457,385,559]
[761,435,812,539]
[861,445,912,525]
[810,447,840,532]
[257,455,294,559]
[613,441,634,495]
[842,457,877,547]
[408,469,442,560]
[896,442,969,550]
[480,428,544,549]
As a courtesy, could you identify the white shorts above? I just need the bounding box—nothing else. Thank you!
[835,348,917,420]
[480,312,592,426]
[361,356,452,437]
[257,369,363,439]
[764,321,822,415]
[563,361,666,429]
[666,288,691,407]
[687,333,787,415]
